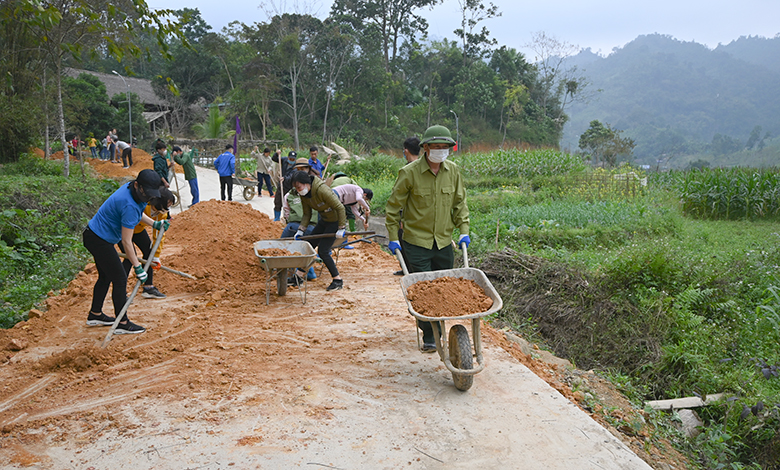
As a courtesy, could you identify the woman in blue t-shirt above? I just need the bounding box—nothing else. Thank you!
[82,169,168,334]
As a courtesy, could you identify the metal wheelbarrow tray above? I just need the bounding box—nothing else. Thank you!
[253,240,317,304]
[399,266,503,391]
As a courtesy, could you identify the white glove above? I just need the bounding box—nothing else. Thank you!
[336,228,346,239]
[294,229,305,240]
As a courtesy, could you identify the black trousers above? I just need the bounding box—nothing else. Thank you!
[309,219,339,278]
[402,239,454,344]
[83,227,134,320]
[118,230,153,287]
[121,148,133,167]
[219,175,233,201]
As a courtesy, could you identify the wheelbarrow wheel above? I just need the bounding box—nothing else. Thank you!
[243,186,256,201]
[449,324,474,391]
[276,268,288,296]
[171,190,180,207]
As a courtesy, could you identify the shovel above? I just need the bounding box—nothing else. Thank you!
[116,252,196,280]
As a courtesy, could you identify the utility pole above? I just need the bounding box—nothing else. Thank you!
[112,71,133,146]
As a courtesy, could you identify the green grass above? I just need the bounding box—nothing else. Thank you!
[0,154,117,327]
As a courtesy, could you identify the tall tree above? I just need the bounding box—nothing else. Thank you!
[245,13,322,150]
[16,0,184,176]
[454,0,500,66]
[330,0,439,73]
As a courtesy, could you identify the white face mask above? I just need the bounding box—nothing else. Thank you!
[298,186,309,196]
[428,148,449,163]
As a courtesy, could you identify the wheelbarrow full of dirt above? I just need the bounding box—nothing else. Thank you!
[234,176,258,201]
[253,240,317,304]
[395,245,503,391]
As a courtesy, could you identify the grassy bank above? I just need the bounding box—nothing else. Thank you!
[344,150,780,469]
[0,155,118,328]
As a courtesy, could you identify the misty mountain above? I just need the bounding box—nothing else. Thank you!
[561,34,780,165]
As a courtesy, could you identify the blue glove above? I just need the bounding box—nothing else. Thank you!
[152,219,170,231]
[335,228,346,239]
[133,264,148,283]
[294,229,305,240]
[458,234,471,249]
[388,241,402,254]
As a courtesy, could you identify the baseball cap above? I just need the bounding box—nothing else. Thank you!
[136,169,162,198]
[288,151,297,158]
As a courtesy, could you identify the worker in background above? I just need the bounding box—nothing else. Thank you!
[214,144,236,201]
[385,125,470,352]
[172,145,199,207]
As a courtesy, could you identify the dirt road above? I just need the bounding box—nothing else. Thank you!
[0,163,656,469]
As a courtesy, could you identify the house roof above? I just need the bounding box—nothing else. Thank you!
[65,68,167,107]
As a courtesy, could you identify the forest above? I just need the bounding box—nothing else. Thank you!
[1,0,585,165]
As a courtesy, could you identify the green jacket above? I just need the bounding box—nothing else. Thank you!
[173,149,198,181]
[300,177,347,228]
[285,190,317,225]
[152,153,169,183]
[385,156,469,250]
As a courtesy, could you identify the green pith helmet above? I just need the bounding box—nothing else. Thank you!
[420,125,456,147]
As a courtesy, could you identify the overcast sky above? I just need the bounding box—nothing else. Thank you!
[147,0,780,56]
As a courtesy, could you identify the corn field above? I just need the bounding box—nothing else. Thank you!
[454,148,587,179]
[676,168,780,219]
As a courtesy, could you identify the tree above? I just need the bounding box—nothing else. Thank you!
[746,125,762,149]
[192,99,235,139]
[17,0,185,176]
[454,0,500,66]
[0,0,48,163]
[526,31,591,138]
[330,0,439,73]
[244,13,323,150]
[579,120,635,167]
[62,73,116,137]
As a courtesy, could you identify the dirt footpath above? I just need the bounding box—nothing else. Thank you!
[0,200,655,469]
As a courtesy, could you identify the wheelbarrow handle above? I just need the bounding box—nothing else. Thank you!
[282,230,375,241]
[394,248,408,276]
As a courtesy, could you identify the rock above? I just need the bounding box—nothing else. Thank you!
[7,338,27,351]
[536,349,574,370]
[28,309,43,319]
[504,331,533,356]
[676,409,703,438]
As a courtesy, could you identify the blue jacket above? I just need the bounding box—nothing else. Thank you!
[214,151,235,177]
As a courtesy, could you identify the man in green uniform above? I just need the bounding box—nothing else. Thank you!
[172,146,199,206]
[385,125,470,352]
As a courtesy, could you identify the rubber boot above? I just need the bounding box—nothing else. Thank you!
[274,210,281,221]
[348,219,356,232]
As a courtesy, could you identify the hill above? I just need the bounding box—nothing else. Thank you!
[561,34,780,167]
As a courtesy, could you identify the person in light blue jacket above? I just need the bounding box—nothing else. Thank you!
[214,144,236,201]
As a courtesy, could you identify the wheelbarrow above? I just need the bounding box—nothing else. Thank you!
[233,176,257,201]
[253,240,317,304]
[394,244,503,391]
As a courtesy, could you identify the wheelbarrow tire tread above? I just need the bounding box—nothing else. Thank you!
[277,268,288,296]
[243,186,256,201]
[449,324,474,391]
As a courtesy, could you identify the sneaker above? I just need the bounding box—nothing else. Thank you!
[394,270,404,276]
[326,279,343,291]
[287,273,305,286]
[86,312,115,326]
[115,320,146,335]
[122,166,129,169]
[342,245,354,250]
[142,286,167,299]
[421,342,437,353]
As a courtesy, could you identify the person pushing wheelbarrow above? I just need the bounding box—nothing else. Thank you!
[385,124,470,353]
